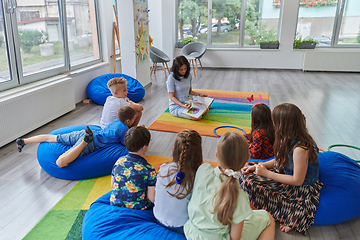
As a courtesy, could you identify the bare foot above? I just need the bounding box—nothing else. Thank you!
[191,116,201,120]
[279,224,292,233]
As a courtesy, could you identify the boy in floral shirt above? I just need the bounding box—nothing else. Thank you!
[110,126,156,210]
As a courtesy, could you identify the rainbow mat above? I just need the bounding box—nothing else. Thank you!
[23,155,220,240]
[149,89,269,137]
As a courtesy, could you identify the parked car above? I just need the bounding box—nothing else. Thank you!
[198,24,207,33]
[200,23,232,34]
[182,25,192,35]
[304,36,332,46]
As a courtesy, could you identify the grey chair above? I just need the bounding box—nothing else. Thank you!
[181,42,207,77]
[149,46,171,77]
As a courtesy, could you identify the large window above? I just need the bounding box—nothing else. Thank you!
[0,0,101,92]
[177,0,281,47]
[295,0,360,47]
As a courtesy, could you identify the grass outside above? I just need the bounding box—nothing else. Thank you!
[0,41,94,72]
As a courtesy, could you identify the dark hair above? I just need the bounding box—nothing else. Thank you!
[125,126,151,152]
[272,103,318,170]
[117,106,136,122]
[170,55,190,80]
[213,132,249,226]
[250,103,275,144]
[161,129,202,199]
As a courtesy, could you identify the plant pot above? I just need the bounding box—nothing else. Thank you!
[299,42,316,49]
[260,43,279,49]
[176,42,187,48]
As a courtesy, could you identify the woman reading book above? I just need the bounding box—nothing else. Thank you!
[166,56,210,120]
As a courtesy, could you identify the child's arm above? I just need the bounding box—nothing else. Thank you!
[189,88,207,97]
[147,186,155,203]
[111,176,114,187]
[128,102,143,112]
[255,147,308,186]
[242,159,275,174]
[230,221,244,240]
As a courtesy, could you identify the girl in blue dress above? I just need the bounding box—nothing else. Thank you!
[241,103,323,235]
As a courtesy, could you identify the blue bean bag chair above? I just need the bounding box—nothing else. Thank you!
[313,151,360,225]
[82,191,186,240]
[87,73,145,105]
[37,125,128,180]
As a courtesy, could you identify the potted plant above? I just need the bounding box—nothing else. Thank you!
[293,36,318,49]
[176,36,197,48]
[260,40,279,49]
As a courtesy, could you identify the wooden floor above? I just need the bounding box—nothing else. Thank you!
[0,68,360,239]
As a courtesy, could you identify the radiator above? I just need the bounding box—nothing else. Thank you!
[0,77,75,148]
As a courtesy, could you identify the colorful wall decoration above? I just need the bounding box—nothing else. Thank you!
[134,0,149,64]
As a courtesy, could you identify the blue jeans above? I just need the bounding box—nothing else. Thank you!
[56,130,97,157]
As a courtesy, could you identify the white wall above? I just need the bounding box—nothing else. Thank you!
[148,0,176,67]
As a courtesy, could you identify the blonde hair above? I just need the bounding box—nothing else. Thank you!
[213,131,249,226]
[107,77,127,93]
[161,129,203,199]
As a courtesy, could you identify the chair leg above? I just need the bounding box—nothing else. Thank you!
[165,62,170,74]
[150,62,155,76]
[195,59,198,73]
[198,59,203,70]
[154,63,157,74]
[191,59,196,77]
[162,62,167,78]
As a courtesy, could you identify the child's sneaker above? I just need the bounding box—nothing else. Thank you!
[84,126,93,143]
[16,139,25,152]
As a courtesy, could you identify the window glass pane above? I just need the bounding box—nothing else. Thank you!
[244,0,280,46]
[295,0,338,46]
[337,0,360,45]
[210,0,240,45]
[178,0,208,45]
[0,2,12,83]
[16,0,65,76]
[66,0,100,67]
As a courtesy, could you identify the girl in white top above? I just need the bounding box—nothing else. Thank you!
[153,129,203,235]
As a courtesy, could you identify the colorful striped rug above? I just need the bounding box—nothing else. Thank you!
[23,155,220,240]
[148,89,269,137]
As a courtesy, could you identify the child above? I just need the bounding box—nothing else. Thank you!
[100,77,143,129]
[184,131,275,240]
[241,103,323,234]
[167,56,208,120]
[153,129,203,235]
[16,106,136,168]
[244,103,274,160]
[110,126,156,210]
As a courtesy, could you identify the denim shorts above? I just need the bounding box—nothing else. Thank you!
[56,130,97,157]
[169,105,191,119]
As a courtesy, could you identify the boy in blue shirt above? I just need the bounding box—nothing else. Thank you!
[110,126,156,210]
[16,106,136,168]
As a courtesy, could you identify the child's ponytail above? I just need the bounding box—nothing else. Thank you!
[213,131,249,225]
[161,129,203,199]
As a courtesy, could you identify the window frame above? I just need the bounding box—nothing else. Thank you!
[0,0,103,92]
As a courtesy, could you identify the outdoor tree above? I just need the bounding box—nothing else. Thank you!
[178,0,203,40]
[18,29,46,53]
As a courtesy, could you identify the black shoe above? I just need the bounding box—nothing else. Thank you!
[16,139,25,152]
[84,126,93,143]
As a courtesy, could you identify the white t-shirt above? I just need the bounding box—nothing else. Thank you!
[153,162,192,227]
[100,96,130,129]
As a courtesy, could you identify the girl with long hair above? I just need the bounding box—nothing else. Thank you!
[166,56,208,120]
[241,103,323,234]
[245,103,275,159]
[153,129,203,235]
[184,131,275,240]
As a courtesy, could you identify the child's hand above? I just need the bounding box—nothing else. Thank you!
[254,163,268,177]
[241,164,256,174]
[183,103,191,109]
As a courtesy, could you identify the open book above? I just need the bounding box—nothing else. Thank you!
[182,96,214,119]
